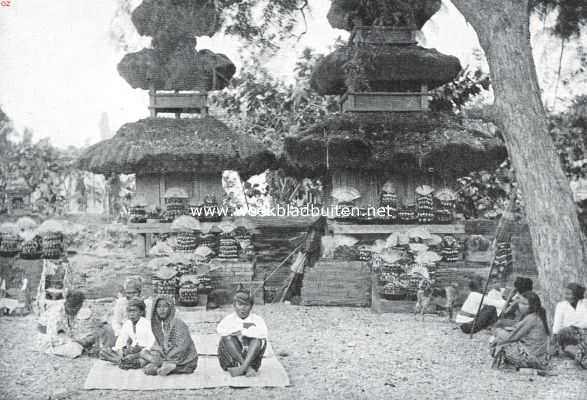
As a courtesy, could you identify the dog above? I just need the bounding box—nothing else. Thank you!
[415,280,458,322]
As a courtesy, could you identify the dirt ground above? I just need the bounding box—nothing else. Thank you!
[1,304,585,400]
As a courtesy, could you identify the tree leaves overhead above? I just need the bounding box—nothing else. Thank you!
[210,48,339,154]
[532,0,587,38]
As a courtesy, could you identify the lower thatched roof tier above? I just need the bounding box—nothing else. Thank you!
[284,112,507,176]
[78,117,275,177]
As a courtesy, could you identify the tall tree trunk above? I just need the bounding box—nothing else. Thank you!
[451,0,587,315]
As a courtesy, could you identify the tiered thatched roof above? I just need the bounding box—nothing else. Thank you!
[284,112,507,176]
[311,45,461,95]
[78,117,275,177]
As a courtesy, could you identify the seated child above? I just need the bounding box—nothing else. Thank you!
[99,298,155,368]
[217,288,268,377]
[552,283,587,368]
[139,297,198,376]
[111,277,152,337]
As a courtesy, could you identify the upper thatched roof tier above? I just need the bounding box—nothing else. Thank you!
[118,46,235,91]
[327,0,442,31]
[78,117,275,177]
[284,112,507,176]
[132,0,225,44]
[311,45,461,95]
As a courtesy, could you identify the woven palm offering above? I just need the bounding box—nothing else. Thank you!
[217,233,239,259]
[0,233,21,257]
[175,231,199,253]
[41,232,63,259]
[178,275,200,306]
[441,235,461,263]
[20,236,42,260]
[434,188,456,224]
[398,205,418,224]
[490,242,513,280]
[416,185,435,224]
[152,266,179,302]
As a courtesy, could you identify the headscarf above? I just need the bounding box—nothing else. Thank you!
[567,283,586,301]
[150,296,176,352]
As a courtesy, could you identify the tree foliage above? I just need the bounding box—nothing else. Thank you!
[211,48,339,154]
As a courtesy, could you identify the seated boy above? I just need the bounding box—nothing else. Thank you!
[217,288,268,377]
[100,298,155,368]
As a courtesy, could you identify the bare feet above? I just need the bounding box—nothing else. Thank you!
[157,362,177,376]
[245,367,257,377]
[228,366,245,377]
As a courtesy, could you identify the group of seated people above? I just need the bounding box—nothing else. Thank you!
[51,277,268,377]
[456,277,587,371]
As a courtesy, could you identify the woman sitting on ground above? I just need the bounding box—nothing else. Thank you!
[99,298,155,368]
[491,291,550,370]
[139,297,198,376]
[494,277,534,329]
[552,283,587,368]
[217,289,268,377]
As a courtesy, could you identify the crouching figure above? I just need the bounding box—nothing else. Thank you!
[217,289,267,377]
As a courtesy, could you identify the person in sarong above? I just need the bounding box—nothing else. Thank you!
[139,297,198,376]
[40,290,114,358]
[99,298,155,369]
[217,288,268,377]
[491,291,550,370]
[552,283,587,368]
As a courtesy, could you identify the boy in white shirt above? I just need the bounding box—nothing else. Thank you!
[100,298,155,368]
[217,288,268,377]
[552,283,587,368]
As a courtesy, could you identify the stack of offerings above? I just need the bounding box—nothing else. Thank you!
[434,189,456,224]
[200,232,218,255]
[441,235,460,263]
[491,242,513,281]
[175,231,199,253]
[0,233,21,257]
[233,227,255,258]
[165,198,187,220]
[194,245,214,263]
[42,232,63,259]
[178,274,199,306]
[379,181,398,222]
[416,186,435,224]
[20,236,42,259]
[398,205,418,224]
[129,205,147,223]
[218,234,239,259]
[302,260,371,306]
[357,244,372,262]
[195,195,223,222]
[152,266,178,302]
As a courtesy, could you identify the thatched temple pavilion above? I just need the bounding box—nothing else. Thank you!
[285,0,507,209]
[78,0,274,208]
[285,0,510,309]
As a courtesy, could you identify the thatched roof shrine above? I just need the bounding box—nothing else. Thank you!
[284,112,507,176]
[78,117,275,177]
